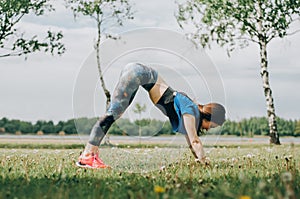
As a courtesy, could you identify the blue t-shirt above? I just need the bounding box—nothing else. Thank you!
[172,92,201,134]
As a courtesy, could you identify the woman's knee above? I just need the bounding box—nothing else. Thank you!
[97,114,115,133]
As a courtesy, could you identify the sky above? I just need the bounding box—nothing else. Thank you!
[0,0,299,123]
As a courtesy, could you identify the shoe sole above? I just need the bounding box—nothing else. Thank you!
[75,161,111,169]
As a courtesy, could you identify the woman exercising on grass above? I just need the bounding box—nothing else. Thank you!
[76,63,226,168]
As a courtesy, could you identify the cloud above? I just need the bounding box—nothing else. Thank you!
[0,0,299,122]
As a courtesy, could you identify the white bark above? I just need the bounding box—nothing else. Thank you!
[259,41,280,144]
[256,2,280,144]
[96,15,111,109]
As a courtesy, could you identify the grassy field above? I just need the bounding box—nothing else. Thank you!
[0,144,299,199]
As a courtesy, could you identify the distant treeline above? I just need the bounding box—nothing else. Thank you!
[0,117,174,136]
[0,117,299,137]
[221,117,300,137]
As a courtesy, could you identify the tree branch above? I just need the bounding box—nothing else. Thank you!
[0,50,24,58]
[267,33,277,43]
[11,13,26,27]
[0,12,26,43]
[90,15,97,21]
[239,36,259,44]
[0,14,10,42]
[242,18,260,38]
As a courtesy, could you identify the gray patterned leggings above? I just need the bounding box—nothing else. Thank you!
[88,63,158,146]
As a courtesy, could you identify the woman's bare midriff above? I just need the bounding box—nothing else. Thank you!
[149,75,169,104]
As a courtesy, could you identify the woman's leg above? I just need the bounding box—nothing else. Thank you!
[87,63,158,147]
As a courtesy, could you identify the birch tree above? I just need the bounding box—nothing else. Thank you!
[66,0,133,108]
[177,0,300,144]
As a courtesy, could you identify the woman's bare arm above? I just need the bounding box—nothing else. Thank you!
[184,134,198,158]
[183,114,207,163]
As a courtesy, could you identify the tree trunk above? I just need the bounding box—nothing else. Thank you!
[96,16,111,108]
[96,16,111,145]
[259,40,280,145]
[255,1,280,145]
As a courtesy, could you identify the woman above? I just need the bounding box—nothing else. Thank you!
[76,63,226,168]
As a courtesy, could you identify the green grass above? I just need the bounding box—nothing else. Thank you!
[0,143,84,149]
[0,144,299,199]
[0,141,276,149]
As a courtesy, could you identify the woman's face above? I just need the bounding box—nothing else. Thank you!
[201,119,218,130]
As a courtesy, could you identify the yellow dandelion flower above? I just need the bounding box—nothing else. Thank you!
[154,185,165,193]
[239,196,251,199]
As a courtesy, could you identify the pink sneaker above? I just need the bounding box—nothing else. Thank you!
[76,153,110,169]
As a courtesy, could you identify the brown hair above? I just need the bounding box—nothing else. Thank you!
[198,103,226,126]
